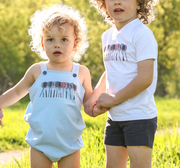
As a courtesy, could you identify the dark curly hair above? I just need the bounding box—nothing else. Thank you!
[90,0,156,25]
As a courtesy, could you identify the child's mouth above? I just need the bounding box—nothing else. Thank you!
[53,51,62,56]
[114,8,124,13]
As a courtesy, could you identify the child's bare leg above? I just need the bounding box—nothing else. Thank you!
[30,147,53,168]
[105,145,128,168]
[127,146,152,168]
[58,150,80,168]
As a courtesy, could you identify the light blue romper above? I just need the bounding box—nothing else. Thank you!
[24,62,86,162]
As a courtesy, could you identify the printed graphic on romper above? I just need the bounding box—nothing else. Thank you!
[39,81,77,99]
[103,44,128,61]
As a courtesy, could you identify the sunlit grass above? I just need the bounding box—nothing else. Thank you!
[1,126,180,168]
[0,101,29,152]
[152,126,180,167]
[156,97,180,130]
[0,98,180,167]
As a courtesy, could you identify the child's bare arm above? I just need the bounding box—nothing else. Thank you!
[0,64,38,109]
[97,59,154,108]
[84,71,106,116]
[78,65,92,106]
[0,108,3,125]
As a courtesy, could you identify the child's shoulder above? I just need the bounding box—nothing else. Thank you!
[29,62,41,71]
[26,63,42,82]
[77,64,91,85]
[78,64,90,74]
[78,64,91,78]
[101,26,115,42]
[133,20,154,35]
[102,26,114,36]
[26,63,41,76]
[133,23,155,41]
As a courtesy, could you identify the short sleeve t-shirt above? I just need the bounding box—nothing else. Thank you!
[102,19,158,121]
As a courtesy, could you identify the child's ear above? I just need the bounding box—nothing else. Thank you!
[73,40,78,51]
[42,40,45,51]
[137,4,140,10]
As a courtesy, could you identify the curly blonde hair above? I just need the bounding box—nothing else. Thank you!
[28,4,89,61]
[90,0,156,25]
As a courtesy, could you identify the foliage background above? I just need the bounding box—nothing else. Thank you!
[0,0,180,97]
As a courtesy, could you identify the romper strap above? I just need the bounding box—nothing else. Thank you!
[40,61,47,72]
[72,63,80,74]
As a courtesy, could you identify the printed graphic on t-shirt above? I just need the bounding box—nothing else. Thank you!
[103,44,128,61]
[39,81,77,99]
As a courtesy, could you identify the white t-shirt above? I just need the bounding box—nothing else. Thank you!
[102,18,158,121]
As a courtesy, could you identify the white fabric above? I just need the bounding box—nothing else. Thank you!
[102,19,158,121]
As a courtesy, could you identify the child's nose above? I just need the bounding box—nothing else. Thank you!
[114,0,122,5]
[54,41,61,48]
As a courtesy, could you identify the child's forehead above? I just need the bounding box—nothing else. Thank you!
[43,23,75,36]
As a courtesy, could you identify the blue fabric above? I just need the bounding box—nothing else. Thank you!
[24,62,85,162]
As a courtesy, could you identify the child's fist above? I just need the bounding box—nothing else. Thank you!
[93,105,109,117]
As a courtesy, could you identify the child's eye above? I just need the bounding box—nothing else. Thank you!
[62,38,67,42]
[47,38,53,41]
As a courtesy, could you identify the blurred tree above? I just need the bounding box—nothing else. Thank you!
[0,0,41,94]
[149,0,180,97]
[0,0,180,98]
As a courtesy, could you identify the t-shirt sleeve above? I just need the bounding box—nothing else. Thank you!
[133,29,158,62]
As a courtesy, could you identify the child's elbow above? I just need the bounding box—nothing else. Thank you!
[143,76,153,88]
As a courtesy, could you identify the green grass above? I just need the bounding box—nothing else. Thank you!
[0,97,180,167]
[155,97,180,129]
[1,127,180,168]
[0,101,29,152]
[152,127,180,167]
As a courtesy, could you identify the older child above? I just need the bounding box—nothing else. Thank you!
[85,0,158,167]
[0,4,92,168]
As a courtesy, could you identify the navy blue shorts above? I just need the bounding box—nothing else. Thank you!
[104,117,157,148]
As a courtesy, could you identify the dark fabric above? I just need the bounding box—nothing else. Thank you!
[104,117,157,148]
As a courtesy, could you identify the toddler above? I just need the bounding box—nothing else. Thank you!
[0,4,92,168]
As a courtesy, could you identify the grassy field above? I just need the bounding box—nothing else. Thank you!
[0,97,180,167]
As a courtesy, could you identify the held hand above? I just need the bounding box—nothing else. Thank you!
[97,92,116,108]
[0,108,4,125]
[84,99,96,117]
[93,104,109,117]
